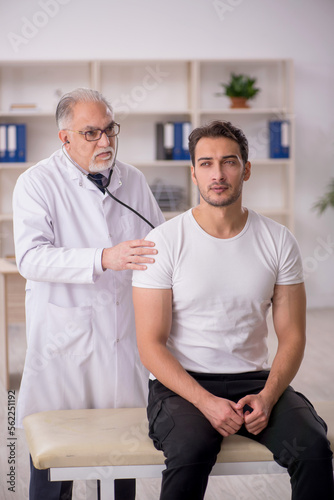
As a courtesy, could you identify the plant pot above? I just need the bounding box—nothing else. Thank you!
[229,97,250,109]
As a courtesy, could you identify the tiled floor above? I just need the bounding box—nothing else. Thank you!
[1,308,333,499]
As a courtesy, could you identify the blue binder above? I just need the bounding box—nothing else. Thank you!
[3,124,26,162]
[15,124,27,162]
[182,122,191,160]
[269,120,290,159]
[0,124,7,162]
[173,122,183,160]
[173,122,191,160]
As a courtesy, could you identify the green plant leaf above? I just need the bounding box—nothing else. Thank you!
[313,178,334,214]
[218,73,260,100]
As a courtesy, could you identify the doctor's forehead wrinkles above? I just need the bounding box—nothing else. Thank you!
[81,121,114,131]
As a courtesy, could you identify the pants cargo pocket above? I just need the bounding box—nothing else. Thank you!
[147,398,175,451]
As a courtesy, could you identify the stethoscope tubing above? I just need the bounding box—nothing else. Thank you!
[105,187,154,229]
[61,137,155,230]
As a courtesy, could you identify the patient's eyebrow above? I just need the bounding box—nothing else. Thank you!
[197,154,239,162]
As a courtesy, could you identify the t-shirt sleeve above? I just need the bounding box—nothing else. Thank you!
[276,227,304,285]
[132,228,173,289]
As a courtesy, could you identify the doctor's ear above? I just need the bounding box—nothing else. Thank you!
[58,130,70,146]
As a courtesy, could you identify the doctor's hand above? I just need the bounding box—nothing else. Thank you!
[198,394,244,437]
[102,239,157,271]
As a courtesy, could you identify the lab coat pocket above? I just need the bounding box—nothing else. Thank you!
[47,302,93,356]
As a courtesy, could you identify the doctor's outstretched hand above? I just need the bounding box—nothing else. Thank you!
[102,239,157,271]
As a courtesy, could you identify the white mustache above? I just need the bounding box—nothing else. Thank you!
[93,147,114,160]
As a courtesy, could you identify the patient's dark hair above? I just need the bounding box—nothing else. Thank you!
[189,120,249,166]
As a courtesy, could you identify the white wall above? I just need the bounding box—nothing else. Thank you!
[1,0,333,307]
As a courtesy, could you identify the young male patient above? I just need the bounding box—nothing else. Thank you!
[132,120,334,500]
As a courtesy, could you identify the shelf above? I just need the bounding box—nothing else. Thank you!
[0,111,55,118]
[199,108,290,115]
[134,160,191,168]
[119,110,192,117]
[256,208,290,218]
[0,160,192,170]
[0,109,56,118]
[251,159,291,166]
[0,162,33,169]
[0,214,13,222]
[199,59,293,113]
[0,257,18,273]
[0,61,93,114]
[163,211,183,220]
[0,57,295,259]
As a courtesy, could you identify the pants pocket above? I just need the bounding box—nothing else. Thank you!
[295,391,328,433]
[147,398,175,450]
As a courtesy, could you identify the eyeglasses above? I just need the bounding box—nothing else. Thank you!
[65,122,120,142]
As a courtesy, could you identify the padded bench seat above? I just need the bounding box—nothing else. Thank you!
[23,402,334,500]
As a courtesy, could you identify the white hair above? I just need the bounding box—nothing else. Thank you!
[56,88,114,130]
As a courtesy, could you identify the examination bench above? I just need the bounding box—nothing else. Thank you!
[23,402,334,500]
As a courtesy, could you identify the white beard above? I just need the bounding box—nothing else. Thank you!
[88,146,115,173]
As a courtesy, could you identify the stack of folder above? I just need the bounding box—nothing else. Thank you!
[0,124,26,162]
[156,122,192,161]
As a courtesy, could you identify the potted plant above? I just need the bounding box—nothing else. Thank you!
[313,179,334,214]
[216,73,260,108]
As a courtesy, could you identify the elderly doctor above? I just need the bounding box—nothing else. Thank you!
[13,88,164,500]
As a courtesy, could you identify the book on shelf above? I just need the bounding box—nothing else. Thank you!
[156,121,191,161]
[269,120,290,159]
[0,124,26,162]
[9,103,39,112]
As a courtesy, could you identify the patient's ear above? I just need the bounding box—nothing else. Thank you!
[244,161,251,181]
[191,165,198,186]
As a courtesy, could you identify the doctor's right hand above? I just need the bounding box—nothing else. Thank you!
[102,239,157,271]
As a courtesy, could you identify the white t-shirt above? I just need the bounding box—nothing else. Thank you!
[133,209,304,375]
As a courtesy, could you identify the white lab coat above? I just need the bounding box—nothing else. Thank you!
[13,149,164,427]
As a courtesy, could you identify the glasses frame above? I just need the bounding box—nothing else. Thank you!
[65,122,120,142]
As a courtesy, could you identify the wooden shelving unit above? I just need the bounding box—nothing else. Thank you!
[0,58,294,260]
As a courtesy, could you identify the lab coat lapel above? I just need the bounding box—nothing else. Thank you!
[106,162,123,194]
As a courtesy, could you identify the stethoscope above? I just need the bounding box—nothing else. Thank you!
[61,136,155,229]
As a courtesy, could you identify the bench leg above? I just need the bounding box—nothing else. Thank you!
[99,478,115,500]
[85,480,99,500]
